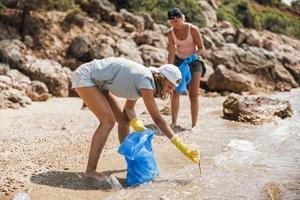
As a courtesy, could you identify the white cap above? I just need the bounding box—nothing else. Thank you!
[157,64,182,87]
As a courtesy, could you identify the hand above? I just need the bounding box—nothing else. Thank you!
[130,117,146,131]
[170,135,200,163]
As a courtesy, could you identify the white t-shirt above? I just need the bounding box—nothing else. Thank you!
[90,57,155,100]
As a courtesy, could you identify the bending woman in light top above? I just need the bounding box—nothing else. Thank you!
[72,57,199,180]
[167,8,206,128]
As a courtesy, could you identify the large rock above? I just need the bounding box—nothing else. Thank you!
[284,63,300,85]
[138,45,167,67]
[210,43,298,91]
[142,13,155,30]
[26,81,52,101]
[68,36,93,62]
[93,43,115,59]
[78,0,116,21]
[134,30,167,48]
[0,88,32,109]
[6,69,31,90]
[119,9,145,31]
[217,21,236,43]
[0,63,10,75]
[200,59,214,89]
[0,39,27,69]
[207,64,254,93]
[116,39,143,64]
[201,27,225,48]
[20,57,72,97]
[198,0,217,27]
[210,44,238,69]
[223,95,293,124]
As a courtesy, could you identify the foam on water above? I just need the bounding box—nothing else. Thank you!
[269,120,292,144]
[213,139,260,167]
[227,139,255,151]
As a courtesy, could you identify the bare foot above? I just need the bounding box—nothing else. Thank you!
[84,171,106,181]
[170,123,177,129]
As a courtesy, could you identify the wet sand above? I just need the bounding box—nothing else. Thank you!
[1,89,300,200]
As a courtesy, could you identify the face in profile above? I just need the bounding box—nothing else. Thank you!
[162,79,180,94]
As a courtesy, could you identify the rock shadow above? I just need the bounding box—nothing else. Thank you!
[30,169,126,190]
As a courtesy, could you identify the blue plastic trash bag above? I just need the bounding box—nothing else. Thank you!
[118,129,159,186]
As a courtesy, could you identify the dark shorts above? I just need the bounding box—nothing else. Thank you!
[174,55,206,77]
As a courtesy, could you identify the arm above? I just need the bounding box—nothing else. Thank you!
[167,30,176,64]
[141,89,174,139]
[191,25,205,57]
[124,99,146,131]
[141,88,200,163]
[124,99,137,121]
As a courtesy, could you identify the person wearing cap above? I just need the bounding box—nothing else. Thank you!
[167,7,206,129]
[72,57,199,181]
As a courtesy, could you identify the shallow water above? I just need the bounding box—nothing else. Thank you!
[1,89,299,200]
[104,89,300,200]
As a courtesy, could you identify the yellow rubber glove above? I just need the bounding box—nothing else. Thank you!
[170,135,200,163]
[130,117,146,131]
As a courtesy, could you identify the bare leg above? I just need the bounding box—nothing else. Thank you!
[188,72,202,128]
[170,91,180,127]
[103,91,130,144]
[75,87,115,180]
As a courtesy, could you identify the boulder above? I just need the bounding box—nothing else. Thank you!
[200,59,214,89]
[201,27,225,47]
[116,39,143,64]
[93,43,115,59]
[68,36,93,62]
[246,30,261,47]
[26,81,52,101]
[134,30,167,48]
[223,95,293,124]
[198,0,217,27]
[138,45,167,67]
[119,9,145,31]
[0,63,10,75]
[0,39,27,69]
[6,69,31,90]
[20,57,71,97]
[79,0,116,21]
[0,88,32,109]
[207,64,254,93]
[142,13,155,30]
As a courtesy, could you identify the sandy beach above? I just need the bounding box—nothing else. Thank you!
[1,90,300,200]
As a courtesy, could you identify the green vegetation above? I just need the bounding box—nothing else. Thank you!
[254,0,281,5]
[1,0,76,11]
[217,0,300,39]
[233,0,259,28]
[0,2,4,10]
[108,0,206,27]
[291,0,300,14]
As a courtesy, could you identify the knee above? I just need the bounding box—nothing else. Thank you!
[189,93,198,98]
[101,116,116,130]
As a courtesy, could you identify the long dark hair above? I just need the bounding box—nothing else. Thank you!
[151,71,168,100]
